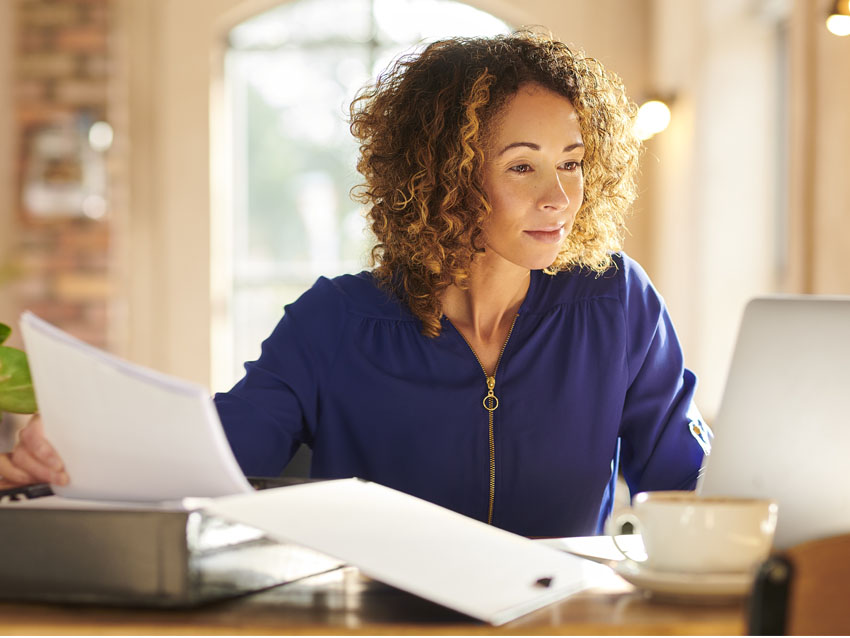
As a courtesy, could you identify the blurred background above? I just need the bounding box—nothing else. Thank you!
[0,0,848,448]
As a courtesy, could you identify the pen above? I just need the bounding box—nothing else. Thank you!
[0,482,54,502]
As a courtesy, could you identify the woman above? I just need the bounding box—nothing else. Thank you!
[0,32,710,537]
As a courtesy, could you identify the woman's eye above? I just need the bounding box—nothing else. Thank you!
[509,164,532,173]
[560,161,583,172]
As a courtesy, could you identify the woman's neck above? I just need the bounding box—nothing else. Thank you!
[442,256,530,346]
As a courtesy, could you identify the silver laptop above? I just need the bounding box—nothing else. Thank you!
[699,295,850,550]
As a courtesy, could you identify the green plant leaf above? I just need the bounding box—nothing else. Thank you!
[0,322,10,346]
[0,344,38,414]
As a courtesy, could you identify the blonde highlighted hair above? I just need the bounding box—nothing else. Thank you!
[350,31,641,337]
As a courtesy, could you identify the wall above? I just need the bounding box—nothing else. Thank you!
[796,0,850,294]
[0,1,15,325]
[644,0,850,419]
[466,0,651,94]
[1,0,114,447]
[647,0,787,417]
[1,0,113,350]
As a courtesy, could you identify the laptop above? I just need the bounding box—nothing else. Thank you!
[699,295,850,550]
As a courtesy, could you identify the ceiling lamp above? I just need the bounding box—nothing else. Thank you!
[634,99,672,141]
[827,0,850,36]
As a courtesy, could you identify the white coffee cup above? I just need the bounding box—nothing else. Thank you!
[610,491,778,574]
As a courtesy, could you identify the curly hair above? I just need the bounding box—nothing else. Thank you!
[350,30,641,337]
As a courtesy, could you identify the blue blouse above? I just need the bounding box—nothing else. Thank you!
[214,253,710,537]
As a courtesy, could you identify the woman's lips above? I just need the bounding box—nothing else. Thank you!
[523,226,566,244]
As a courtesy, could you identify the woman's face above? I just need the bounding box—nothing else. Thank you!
[480,83,584,271]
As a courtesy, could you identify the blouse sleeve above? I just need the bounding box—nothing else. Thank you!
[616,255,713,495]
[213,277,345,477]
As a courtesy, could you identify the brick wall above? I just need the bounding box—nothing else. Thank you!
[8,0,114,349]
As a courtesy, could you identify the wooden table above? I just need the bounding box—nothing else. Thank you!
[0,566,747,635]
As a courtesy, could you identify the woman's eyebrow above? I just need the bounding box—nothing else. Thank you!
[498,141,585,155]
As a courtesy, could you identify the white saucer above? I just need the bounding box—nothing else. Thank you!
[613,560,754,602]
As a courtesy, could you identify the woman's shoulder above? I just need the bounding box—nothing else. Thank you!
[528,252,662,315]
[291,271,415,323]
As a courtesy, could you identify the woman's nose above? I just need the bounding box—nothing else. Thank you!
[538,172,570,212]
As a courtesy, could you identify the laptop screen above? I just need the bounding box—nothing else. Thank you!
[698,296,850,549]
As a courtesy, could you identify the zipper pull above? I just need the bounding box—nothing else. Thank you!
[483,376,499,412]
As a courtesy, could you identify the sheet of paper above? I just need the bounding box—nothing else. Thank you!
[204,478,596,626]
[0,494,194,511]
[19,311,253,502]
[536,534,647,562]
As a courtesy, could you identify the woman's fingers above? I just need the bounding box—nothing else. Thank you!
[19,415,64,473]
[9,444,56,484]
[0,451,38,485]
[0,415,69,487]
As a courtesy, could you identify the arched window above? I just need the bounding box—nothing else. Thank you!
[224,0,510,384]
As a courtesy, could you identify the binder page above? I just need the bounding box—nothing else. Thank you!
[19,311,253,502]
[204,478,595,625]
[0,495,195,511]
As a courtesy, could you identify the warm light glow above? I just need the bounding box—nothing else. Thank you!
[827,13,850,36]
[88,121,114,151]
[634,100,672,141]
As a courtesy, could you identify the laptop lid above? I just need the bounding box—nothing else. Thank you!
[698,296,850,550]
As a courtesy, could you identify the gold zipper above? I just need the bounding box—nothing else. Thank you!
[454,314,519,525]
